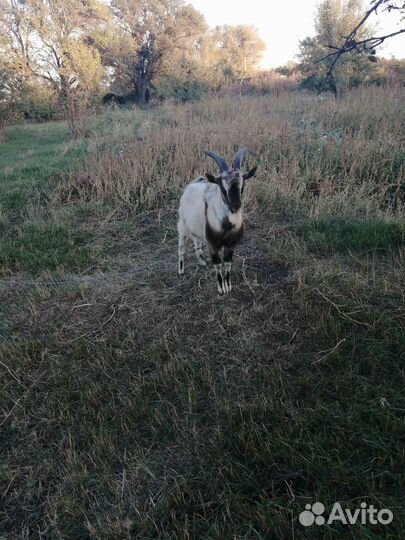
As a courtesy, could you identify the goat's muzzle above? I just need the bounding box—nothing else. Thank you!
[229,203,241,213]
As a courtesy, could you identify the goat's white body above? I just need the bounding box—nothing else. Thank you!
[178,177,242,241]
[178,149,256,294]
[177,177,243,294]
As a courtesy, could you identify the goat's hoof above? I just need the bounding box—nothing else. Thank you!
[217,284,231,295]
[178,259,185,276]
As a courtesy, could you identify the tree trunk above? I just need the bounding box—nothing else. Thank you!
[133,47,156,105]
[138,84,147,105]
[59,74,83,138]
[137,77,151,105]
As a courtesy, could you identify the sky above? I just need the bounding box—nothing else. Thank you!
[188,0,405,68]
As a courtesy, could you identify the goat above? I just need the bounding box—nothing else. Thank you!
[177,149,257,294]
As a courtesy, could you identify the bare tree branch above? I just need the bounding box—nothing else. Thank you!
[317,0,405,95]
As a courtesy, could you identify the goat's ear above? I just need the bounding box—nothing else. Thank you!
[206,173,218,183]
[243,166,258,181]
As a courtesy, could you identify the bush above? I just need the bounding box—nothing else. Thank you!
[18,85,60,123]
[221,71,299,97]
[0,83,60,127]
[155,76,208,103]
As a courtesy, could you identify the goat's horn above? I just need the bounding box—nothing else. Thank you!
[233,148,249,170]
[204,151,229,173]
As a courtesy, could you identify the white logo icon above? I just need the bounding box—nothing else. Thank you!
[299,502,325,527]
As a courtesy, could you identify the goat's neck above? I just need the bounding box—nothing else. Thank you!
[206,187,243,232]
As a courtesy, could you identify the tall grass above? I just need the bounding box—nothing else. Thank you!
[55,86,405,219]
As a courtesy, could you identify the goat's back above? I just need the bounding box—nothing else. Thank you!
[179,178,212,240]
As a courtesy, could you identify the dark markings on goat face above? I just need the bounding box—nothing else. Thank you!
[228,181,242,212]
[219,183,228,204]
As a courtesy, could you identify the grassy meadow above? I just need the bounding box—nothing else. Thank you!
[1,87,405,539]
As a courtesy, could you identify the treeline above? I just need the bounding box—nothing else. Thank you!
[1,0,404,134]
[0,0,265,132]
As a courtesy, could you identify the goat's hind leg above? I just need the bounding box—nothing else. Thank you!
[192,236,206,267]
[177,219,186,276]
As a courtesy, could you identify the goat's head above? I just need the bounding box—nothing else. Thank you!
[204,149,257,213]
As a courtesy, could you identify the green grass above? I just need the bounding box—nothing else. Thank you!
[1,89,405,539]
[2,262,404,539]
[298,217,405,255]
[0,110,145,212]
[0,221,96,275]
[0,122,84,211]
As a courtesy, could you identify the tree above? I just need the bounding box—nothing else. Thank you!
[31,0,110,135]
[0,0,33,69]
[206,25,266,81]
[299,0,375,93]
[0,0,42,125]
[314,0,405,87]
[28,1,108,92]
[0,0,34,99]
[0,0,109,134]
[103,0,207,104]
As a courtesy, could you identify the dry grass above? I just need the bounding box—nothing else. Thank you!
[54,86,405,217]
[1,86,405,539]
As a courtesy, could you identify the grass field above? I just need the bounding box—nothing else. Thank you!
[1,87,405,539]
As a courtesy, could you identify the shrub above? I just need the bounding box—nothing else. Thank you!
[155,77,208,103]
[0,83,60,127]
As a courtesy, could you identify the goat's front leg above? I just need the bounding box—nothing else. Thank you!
[223,247,233,293]
[211,251,227,294]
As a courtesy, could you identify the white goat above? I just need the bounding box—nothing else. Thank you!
[177,149,257,294]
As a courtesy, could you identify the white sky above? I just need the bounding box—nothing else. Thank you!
[189,0,405,67]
